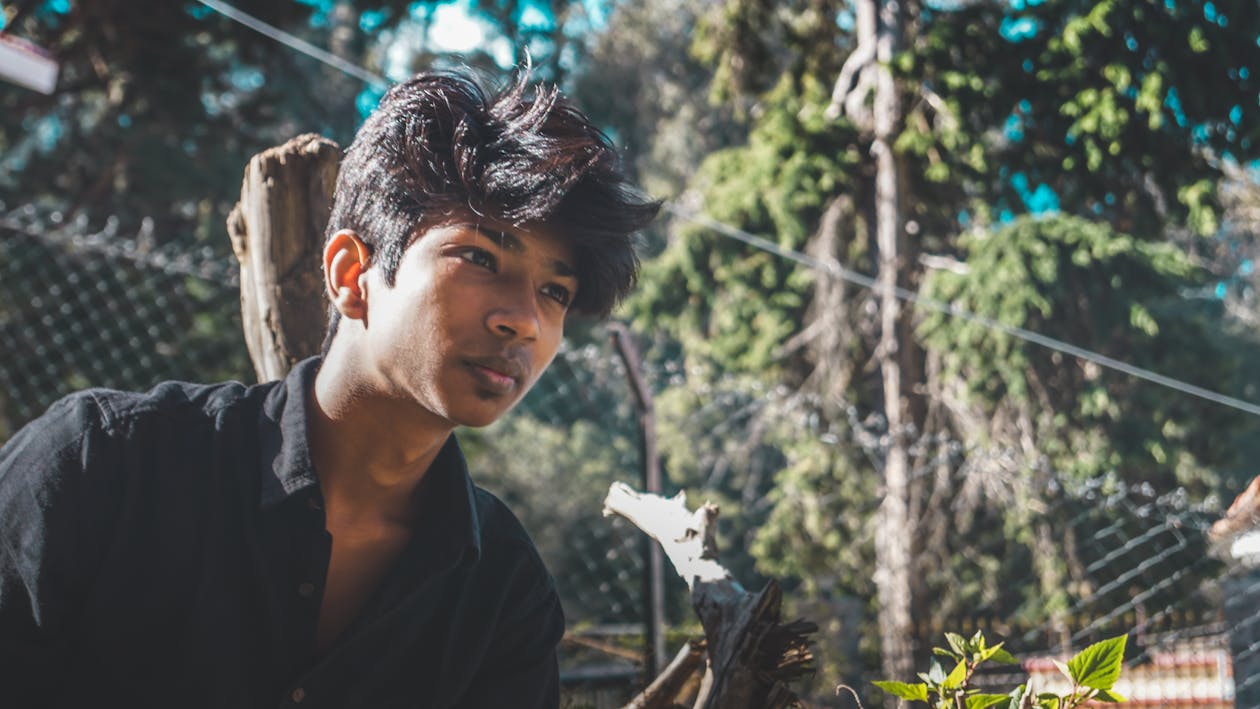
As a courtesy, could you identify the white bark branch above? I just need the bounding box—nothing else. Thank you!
[825,40,875,121]
[603,482,733,590]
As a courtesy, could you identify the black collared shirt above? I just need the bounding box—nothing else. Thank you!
[0,358,564,708]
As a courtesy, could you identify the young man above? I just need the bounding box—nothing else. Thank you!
[0,70,658,708]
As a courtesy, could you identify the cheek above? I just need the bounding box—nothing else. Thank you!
[535,333,564,371]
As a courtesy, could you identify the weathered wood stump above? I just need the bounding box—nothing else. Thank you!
[227,133,341,382]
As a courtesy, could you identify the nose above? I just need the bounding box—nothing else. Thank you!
[485,292,541,341]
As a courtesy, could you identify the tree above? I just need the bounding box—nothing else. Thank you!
[0,0,588,241]
[606,0,1260,702]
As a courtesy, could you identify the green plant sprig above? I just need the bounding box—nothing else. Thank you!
[873,631,1128,709]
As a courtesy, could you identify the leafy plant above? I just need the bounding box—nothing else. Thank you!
[873,631,1127,709]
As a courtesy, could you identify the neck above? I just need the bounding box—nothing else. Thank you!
[309,344,455,526]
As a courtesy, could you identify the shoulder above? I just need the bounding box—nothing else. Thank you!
[471,486,550,574]
[70,377,265,435]
[467,485,565,638]
[0,377,274,491]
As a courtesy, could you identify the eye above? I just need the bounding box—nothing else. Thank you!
[458,247,497,271]
[542,283,572,308]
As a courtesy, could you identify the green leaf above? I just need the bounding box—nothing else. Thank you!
[934,646,958,659]
[1188,25,1209,53]
[966,693,1010,709]
[946,632,968,655]
[1005,685,1026,709]
[1035,694,1061,709]
[1094,688,1127,703]
[989,645,1020,665]
[873,680,930,702]
[1067,635,1127,690]
[1052,659,1072,682]
[942,659,968,690]
[977,641,1017,665]
[928,660,948,684]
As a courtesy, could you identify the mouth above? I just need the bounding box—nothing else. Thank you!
[464,355,526,395]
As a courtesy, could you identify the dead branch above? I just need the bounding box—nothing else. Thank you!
[625,639,707,709]
[604,483,816,709]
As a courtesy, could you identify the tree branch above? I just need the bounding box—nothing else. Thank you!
[604,483,816,709]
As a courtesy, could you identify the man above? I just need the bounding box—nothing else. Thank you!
[0,70,659,708]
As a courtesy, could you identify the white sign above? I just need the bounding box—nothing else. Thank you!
[0,34,59,94]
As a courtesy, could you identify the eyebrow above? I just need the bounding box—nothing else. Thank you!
[470,224,577,279]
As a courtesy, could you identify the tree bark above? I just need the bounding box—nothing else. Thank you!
[870,0,916,689]
[227,133,341,382]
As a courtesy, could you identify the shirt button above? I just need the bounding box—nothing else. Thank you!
[298,582,316,598]
[291,687,306,703]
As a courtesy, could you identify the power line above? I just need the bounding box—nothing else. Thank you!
[194,0,388,89]
[668,204,1260,419]
[191,0,1260,420]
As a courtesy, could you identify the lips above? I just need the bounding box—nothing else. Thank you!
[464,354,527,395]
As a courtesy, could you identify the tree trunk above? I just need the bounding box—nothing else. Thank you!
[227,134,341,382]
[871,0,916,690]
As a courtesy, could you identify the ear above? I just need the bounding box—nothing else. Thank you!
[324,230,372,321]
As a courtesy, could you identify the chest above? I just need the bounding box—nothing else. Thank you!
[316,523,413,652]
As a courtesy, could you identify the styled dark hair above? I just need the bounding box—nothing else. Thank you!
[322,68,659,350]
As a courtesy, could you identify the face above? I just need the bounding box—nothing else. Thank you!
[357,220,577,429]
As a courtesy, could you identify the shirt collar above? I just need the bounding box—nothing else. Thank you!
[257,356,322,509]
[256,356,483,561]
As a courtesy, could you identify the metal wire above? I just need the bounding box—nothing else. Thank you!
[670,204,1260,419]
[194,0,388,89]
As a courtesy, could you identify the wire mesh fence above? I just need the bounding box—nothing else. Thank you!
[3,203,1260,708]
[0,203,250,437]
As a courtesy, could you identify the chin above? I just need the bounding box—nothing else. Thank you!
[450,401,516,429]
[453,413,496,429]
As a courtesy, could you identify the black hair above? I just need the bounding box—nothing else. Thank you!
[321,67,660,353]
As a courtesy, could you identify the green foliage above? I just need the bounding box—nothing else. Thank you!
[571,0,747,200]
[908,0,1260,235]
[876,631,1128,709]
[628,73,861,375]
[0,0,582,242]
[1065,635,1126,691]
[872,680,930,702]
[919,214,1245,489]
[616,3,1260,701]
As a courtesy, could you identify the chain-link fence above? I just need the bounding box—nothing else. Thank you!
[4,203,1260,708]
[0,204,250,437]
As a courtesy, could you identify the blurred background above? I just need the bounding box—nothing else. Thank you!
[3,0,1260,706]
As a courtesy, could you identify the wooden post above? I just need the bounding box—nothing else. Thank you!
[227,134,341,381]
[608,322,669,679]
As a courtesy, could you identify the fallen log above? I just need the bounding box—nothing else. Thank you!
[604,482,816,709]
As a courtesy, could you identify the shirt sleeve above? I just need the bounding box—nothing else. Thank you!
[453,552,566,709]
[0,393,117,707]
